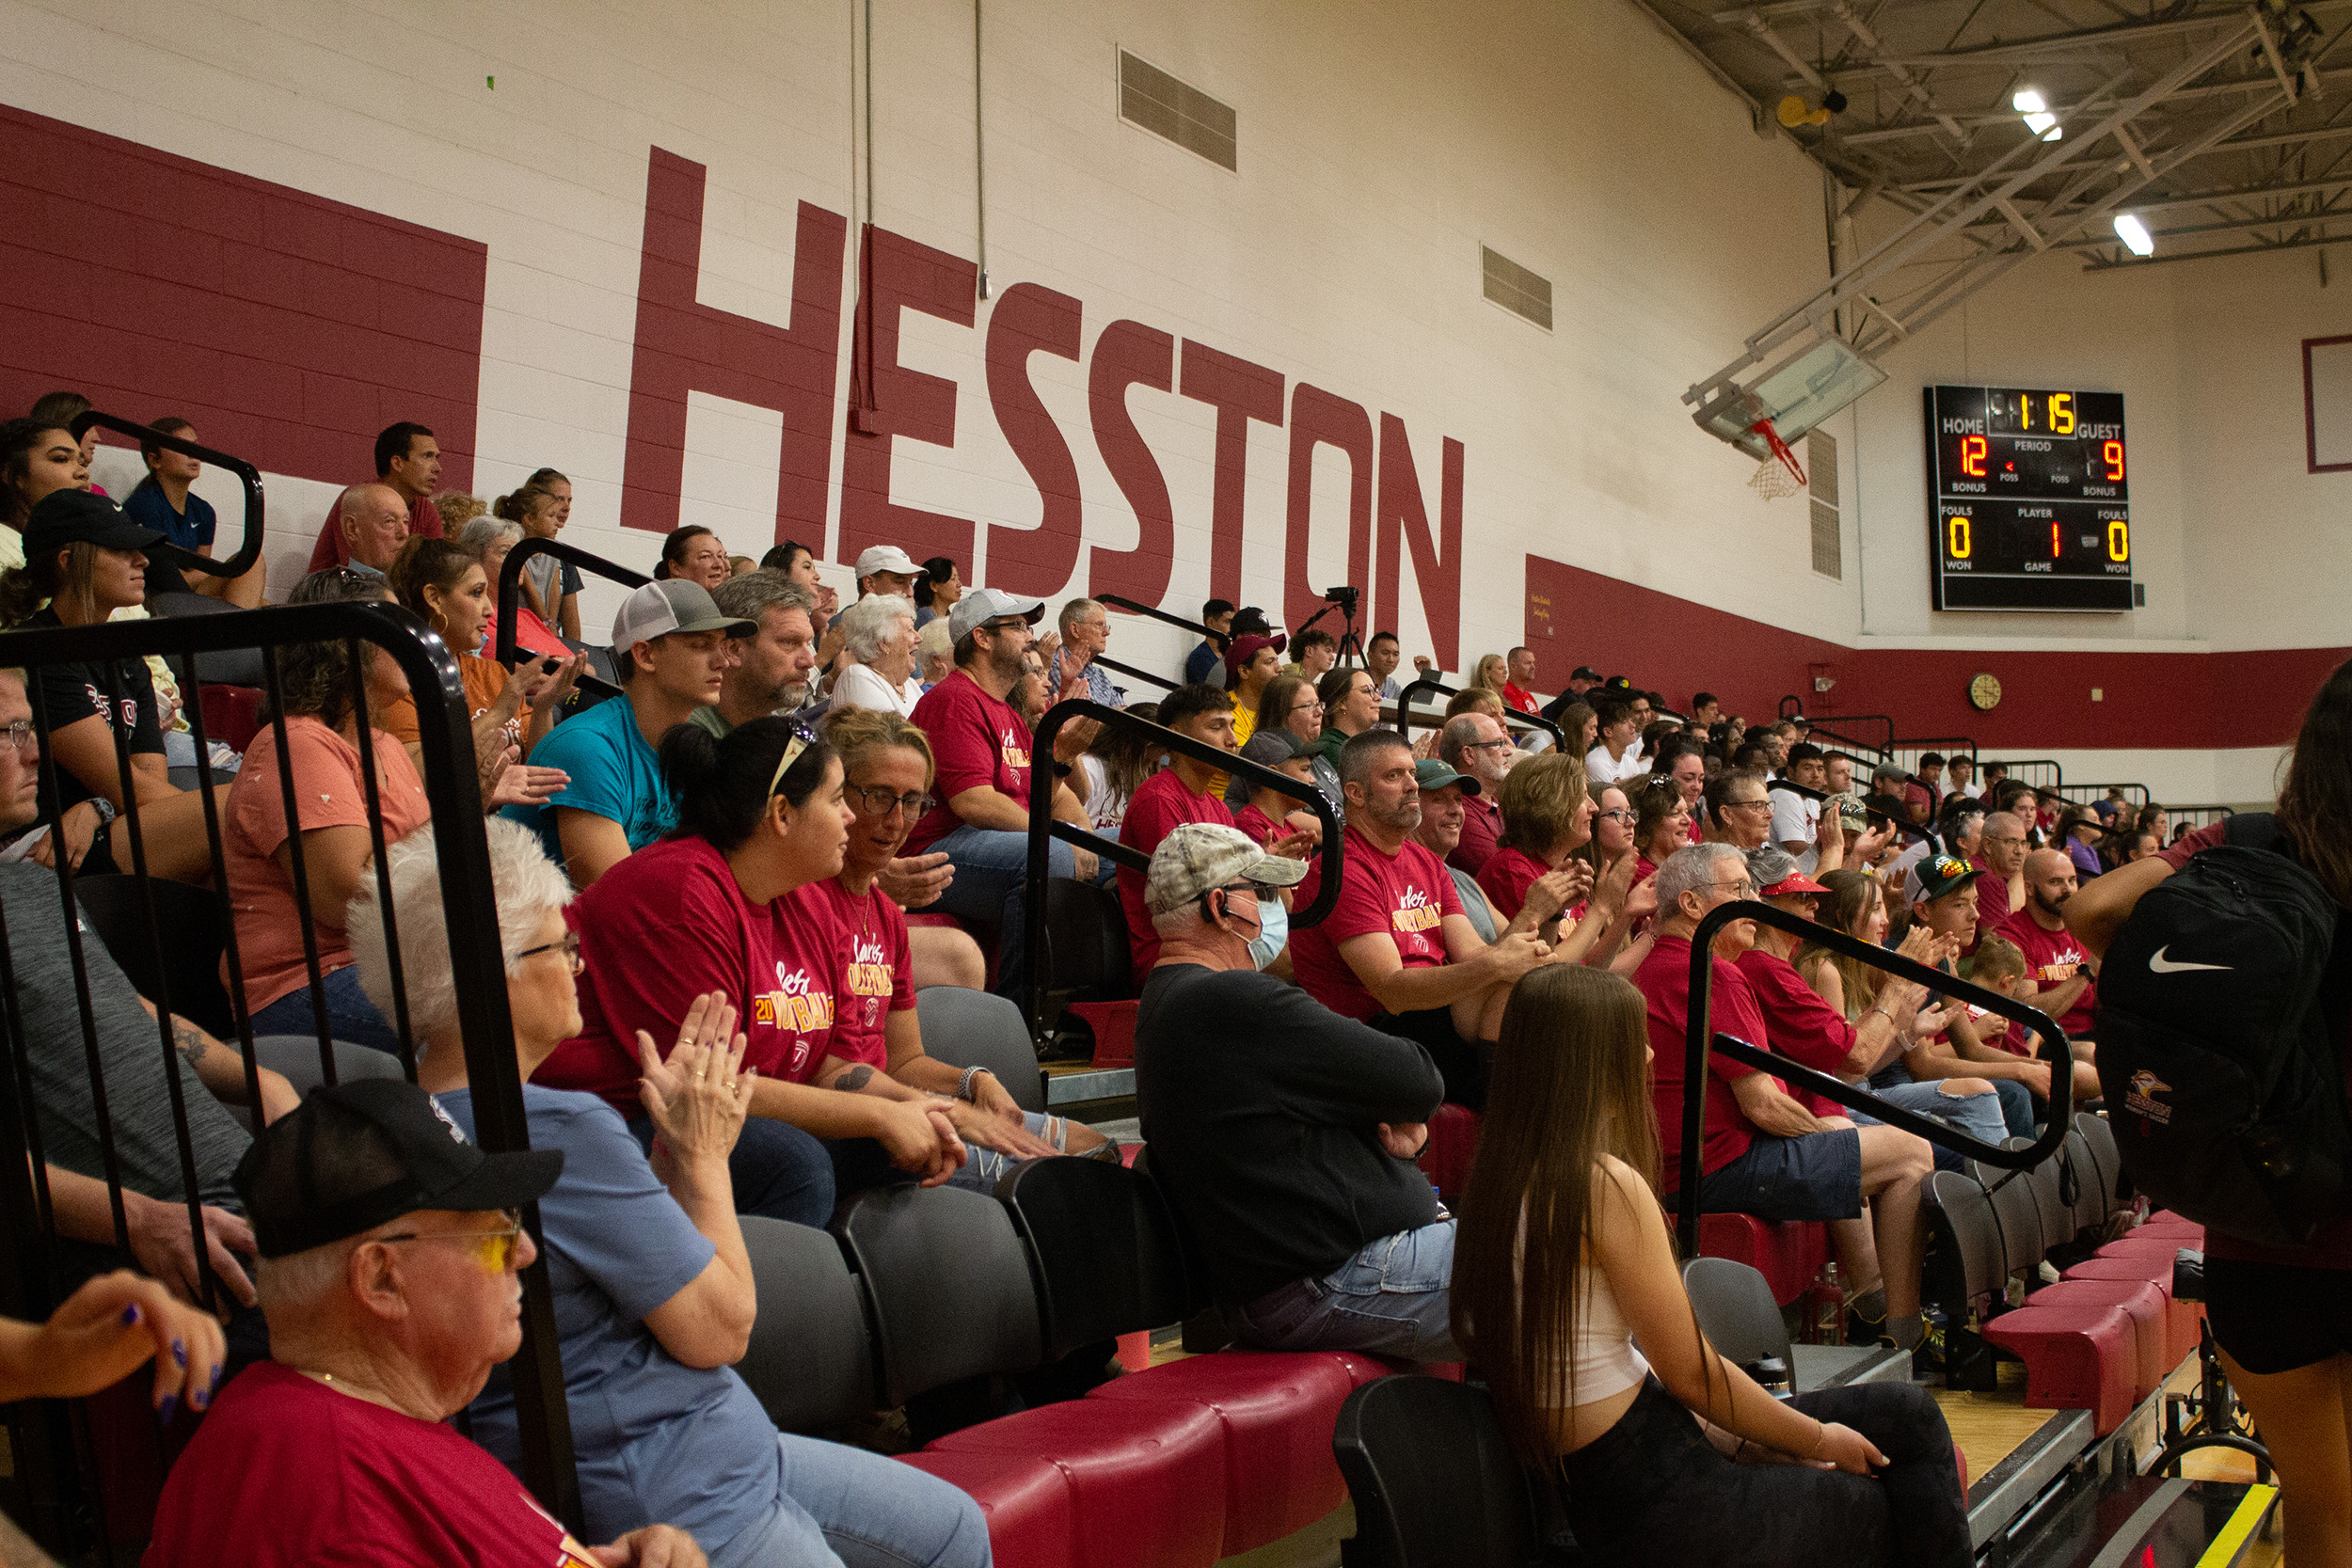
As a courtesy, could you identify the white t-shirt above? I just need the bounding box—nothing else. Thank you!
[827,661,921,720]
[1584,743,1645,790]
[1770,786,1822,872]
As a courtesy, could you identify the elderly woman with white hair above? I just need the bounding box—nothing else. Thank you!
[826,592,920,719]
[460,514,566,660]
[347,819,991,1568]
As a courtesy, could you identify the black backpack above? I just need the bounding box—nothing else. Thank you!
[2094,814,2352,1249]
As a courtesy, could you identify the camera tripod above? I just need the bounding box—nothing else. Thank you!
[1295,584,1368,669]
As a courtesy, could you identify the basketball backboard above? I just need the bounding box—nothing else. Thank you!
[1691,337,1885,460]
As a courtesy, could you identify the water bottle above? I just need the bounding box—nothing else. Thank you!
[1815,1260,1844,1345]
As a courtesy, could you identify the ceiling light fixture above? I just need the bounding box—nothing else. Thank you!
[2012,89,2061,141]
[2113,214,2154,257]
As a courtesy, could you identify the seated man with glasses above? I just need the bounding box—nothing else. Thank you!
[147,1078,714,1567]
[1436,711,1515,876]
[1136,824,1459,1361]
[902,589,1106,1000]
[1635,844,1935,1354]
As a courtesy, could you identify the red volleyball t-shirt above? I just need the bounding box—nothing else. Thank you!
[1735,945,1859,1117]
[1475,845,1551,922]
[1232,802,1284,847]
[538,835,844,1111]
[1288,825,1462,1022]
[906,669,1034,855]
[1119,767,1234,973]
[1637,935,1784,1180]
[1995,907,2099,1040]
[798,875,915,1072]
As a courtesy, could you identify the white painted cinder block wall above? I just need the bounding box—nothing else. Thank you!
[2,0,2333,803]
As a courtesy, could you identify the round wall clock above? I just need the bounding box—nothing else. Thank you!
[1968,673,2003,711]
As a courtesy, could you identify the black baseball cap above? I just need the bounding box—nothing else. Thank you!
[233,1078,564,1259]
[1569,666,1602,683]
[24,488,165,557]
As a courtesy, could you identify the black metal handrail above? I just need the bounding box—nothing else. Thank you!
[1674,897,2073,1259]
[1804,714,1897,763]
[0,602,581,1531]
[495,537,649,668]
[1392,673,1564,748]
[1097,593,1223,651]
[1090,654,1178,696]
[1025,698,1342,1037]
[2059,781,2150,808]
[1997,757,2067,791]
[2171,803,2237,831]
[71,411,264,584]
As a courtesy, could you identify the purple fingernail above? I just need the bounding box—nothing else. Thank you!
[171,1339,187,1369]
[156,1393,177,1426]
[120,1303,140,1326]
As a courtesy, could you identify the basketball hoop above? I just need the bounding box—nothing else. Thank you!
[1746,418,1807,500]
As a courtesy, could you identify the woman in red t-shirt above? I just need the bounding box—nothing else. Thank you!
[816,708,1111,1183]
[1630,778,1692,885]
[541,716,968,1223]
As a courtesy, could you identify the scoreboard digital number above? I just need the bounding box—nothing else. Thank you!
[1925,385,2133,612]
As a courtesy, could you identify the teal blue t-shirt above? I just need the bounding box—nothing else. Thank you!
[502,692,679,867]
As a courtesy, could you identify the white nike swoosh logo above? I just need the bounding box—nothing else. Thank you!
[2149,945,2230,974]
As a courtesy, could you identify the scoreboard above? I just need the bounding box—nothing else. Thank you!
[1925,385,2133,612]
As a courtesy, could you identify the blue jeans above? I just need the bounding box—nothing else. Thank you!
[627,1113,835,1228]
[248,964,402,1055]
[1224,1220,1458,1361]
[1853,1078,2013,1172]
[950,1112,1074,1193]
[919,824,1114,1002]
[710,1433,992,1567]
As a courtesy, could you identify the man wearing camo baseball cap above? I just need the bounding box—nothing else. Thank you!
[1134,821,1457,1362]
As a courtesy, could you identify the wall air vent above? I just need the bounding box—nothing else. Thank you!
[1807,429,1841,580]
[1119,51,1237,171]
[1481,245,1552,330]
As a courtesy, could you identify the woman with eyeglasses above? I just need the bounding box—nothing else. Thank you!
[539,715,968,1227]
[350,818,991,1568]
[1703,768,1779,852]
[816,707,1111,1181]
[1477,752,1647,967]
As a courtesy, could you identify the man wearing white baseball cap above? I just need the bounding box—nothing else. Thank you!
[853,545,922,602]
[904,586,1104,997]
[502,578,753,887]
[1134,823,1457,1360]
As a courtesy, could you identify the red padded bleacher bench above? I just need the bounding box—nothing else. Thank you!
[198,684,262,752]
[898,1449,1080,1568]
[923,1398,1229,1568]
[2026,1278,2168,1401]
[1696,1213,1826,1308]
[1090,1351,1356,1558]
[2062,1256,2202,1367]
[1064,1001,1138,1068]
[1416,1103,1481,1201]
[1981,1300,2137,1434]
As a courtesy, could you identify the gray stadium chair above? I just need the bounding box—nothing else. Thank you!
[1682,1256,1908,1393]
[737,1216,879,1432]
[831,1183,1043,1408]
[914,986,1045,1114]
[251,1035,405,1097]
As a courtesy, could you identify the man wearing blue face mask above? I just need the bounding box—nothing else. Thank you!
[1135,823,1458,1361]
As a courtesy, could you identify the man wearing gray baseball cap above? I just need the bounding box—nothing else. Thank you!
[501,578,753,888]
[1134,824,1458,1360]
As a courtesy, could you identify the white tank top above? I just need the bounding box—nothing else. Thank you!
[1518,1202,1652,1406]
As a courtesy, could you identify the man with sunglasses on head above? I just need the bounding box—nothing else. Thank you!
[148,1078,714,1567]
[904,589,1104,999]
[1136,824,1458,1361]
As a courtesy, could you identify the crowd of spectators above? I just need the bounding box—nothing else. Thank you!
[0,403,2294,1568]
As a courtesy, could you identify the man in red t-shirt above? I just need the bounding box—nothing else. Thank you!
[1996,847,2100,1048]
[1287,729,1547,1106]
[305,421,446,572]
[1497,645,1542,717]
[147,1080,694,1568]
[904,589,1104,994]
[1970,810,2027,939]
[1118,684,1237,968]
[1635,843,1934,1349]
[1438,712,1512,875]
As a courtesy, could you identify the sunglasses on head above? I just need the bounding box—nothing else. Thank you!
[768,721,818,797]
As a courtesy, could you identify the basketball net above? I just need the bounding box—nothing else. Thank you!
[1746,419,1807,500]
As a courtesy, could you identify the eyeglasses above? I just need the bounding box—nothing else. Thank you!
[1705,879,1757,898]
[515,931,583,973]
[1596,808,1636,824]
[0,720,31,752]
[1465,738,1514,753]
[978,618,1031,636]
[1290,699,1324,715]
[378,1211,525,1276]
[846,784,934,818]
[1723,798,1773,813]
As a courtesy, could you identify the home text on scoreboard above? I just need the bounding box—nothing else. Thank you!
[1924,385,2133,612]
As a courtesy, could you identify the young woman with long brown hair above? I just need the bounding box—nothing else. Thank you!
[2065,655,2352,1568]
[1450,963,1969,1566]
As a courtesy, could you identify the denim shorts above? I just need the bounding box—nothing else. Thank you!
[1689,1126,1862,1222]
